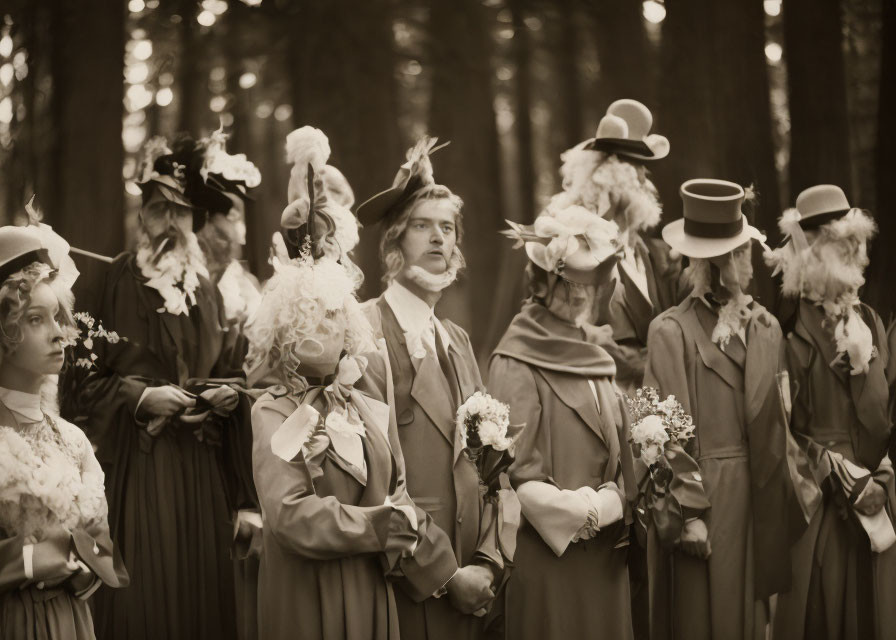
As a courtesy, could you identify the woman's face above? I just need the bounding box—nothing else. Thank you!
[294,310,347,378]
[2,282,66,377]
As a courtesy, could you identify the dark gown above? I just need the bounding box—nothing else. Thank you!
[72,253,255,640]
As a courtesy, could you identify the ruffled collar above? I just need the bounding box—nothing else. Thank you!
[135,235,210,316]
[0,386,44,424]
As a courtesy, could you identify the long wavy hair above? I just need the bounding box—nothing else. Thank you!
[379,184,465,284]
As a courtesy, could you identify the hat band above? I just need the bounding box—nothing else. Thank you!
[0,250,49,287]
[798,208,850,230]
[586,138,654,158]
[683,216,743,239]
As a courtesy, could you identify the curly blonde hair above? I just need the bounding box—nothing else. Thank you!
[379,184,465,284]
[0,262,73,354]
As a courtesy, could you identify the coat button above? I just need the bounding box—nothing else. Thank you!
[456,515,463,524]
[36,581,45,589]
[93,543,100,555]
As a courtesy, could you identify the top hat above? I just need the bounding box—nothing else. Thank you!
[794,184,852,230]
[662,178,765,259]
[582,99,670,161]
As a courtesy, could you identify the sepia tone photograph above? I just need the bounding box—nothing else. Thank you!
[0,0,894,638]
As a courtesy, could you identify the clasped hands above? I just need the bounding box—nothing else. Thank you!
[446,563,496,617]
[140,383,239,430]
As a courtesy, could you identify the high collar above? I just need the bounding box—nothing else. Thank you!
[383,280,451,357]
[0,386,44,423]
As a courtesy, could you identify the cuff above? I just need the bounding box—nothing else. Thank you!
[134,387,152,423]
[433,568,459,599]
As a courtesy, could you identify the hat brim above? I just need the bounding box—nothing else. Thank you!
[525,241,619,285]
[583,133,669,161]
[143,179,195,209]
[661,215,765,259]
[355,186,406,226]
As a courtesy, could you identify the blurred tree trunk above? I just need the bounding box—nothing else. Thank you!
[656,0,779,306]
[557,0,585,150]
[866,0,896,321]
[50,0,124,314]
[287,0,401,301]
[783,0,852,198]
[178,0,207,134]
[429,0,504,355]
[483,0,535,363]
[588,0,654,111]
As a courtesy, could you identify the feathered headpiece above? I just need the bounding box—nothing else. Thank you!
[355,136,450,225]
[281,126,360,256]
[200,123,261,199]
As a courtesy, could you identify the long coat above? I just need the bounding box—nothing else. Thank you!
[774,300,896,640]
[75,253,255,640]
[644,297,793,640]
[364,297,506,640]
[488,304,636,640]
[251,353,457,640]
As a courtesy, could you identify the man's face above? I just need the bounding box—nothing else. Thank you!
[141,189,194,242]
[399,199,458,275]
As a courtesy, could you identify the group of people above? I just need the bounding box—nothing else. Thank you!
[0,98,894,640]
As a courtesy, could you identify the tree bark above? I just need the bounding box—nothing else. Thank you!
[656,0,780,306]
[49,0,124,314]
[783,0,852,198]
[588,0,655,111]
[287,0,402,301]
[428,0,504,355]
[866,0,896,321]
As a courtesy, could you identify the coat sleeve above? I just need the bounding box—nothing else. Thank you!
[644,315,710,519]
[355,351,459,602]
[252,398,419,561]
[489,355,596,557]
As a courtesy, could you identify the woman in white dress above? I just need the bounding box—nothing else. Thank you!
[0,224,128,640]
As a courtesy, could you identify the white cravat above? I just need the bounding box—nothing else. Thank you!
[384,281,451,361]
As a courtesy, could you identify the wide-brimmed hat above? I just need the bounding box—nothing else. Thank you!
[503,203,621,285]
[581,99,669,161]
[356,137,449,226]
[662,178,765,259]
[794,184,852,230]
[0,226,51,285]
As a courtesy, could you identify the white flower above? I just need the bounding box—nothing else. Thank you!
[478,419,505,448]
[630,414,669,466]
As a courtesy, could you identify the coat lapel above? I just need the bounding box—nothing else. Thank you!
[796,301,848,386]
[743,307,780,424]
[617,263,654,344]
[537,369,606,445]
[445,338,478,464]
[688,300,744,390]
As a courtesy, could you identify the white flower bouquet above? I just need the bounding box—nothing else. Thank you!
[455,392,521,494]
[625,386,697,546]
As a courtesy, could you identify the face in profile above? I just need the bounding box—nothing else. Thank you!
[2,282,66,378]
[141,188,194,244]
[221,192,247,247]
[399,199,458,276]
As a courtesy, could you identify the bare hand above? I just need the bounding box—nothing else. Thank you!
[200,385,239,415]
[679,518,711,559]
[447,564,495,615]
[855,480,887,516]
[140,385,195,417]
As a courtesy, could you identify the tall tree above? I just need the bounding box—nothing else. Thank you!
[49,0,124,313]
[656,0,780,306]
[428,0,505,354]
[484,0,536,361]
[287,0,402,301]
[866,0,896,321]
[588,0,654,111]
[783,0,852,198]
